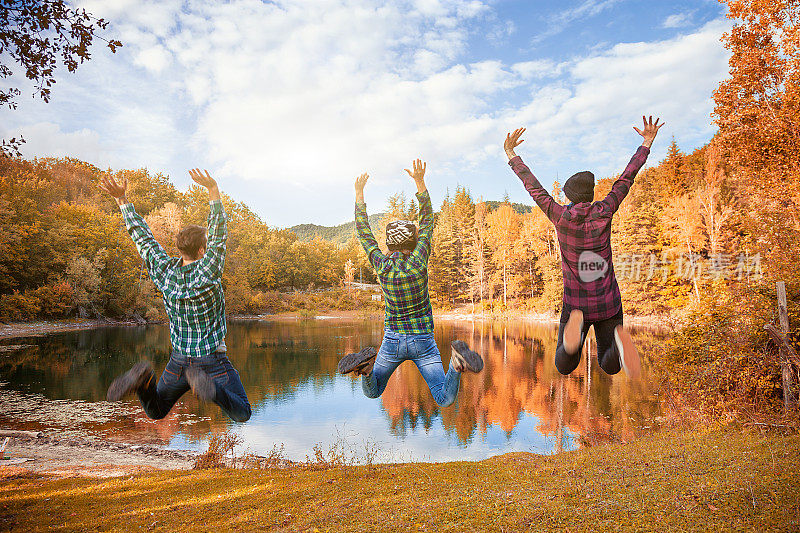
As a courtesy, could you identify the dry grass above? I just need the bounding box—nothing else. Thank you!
[1,428,799,532]
[193,432,244,470]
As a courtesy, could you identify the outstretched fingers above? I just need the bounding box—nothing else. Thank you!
[405,159,426,180]
[634,115,665,136]
[355,172,369,189]
[506,127,526,149]
[98,174,126,198]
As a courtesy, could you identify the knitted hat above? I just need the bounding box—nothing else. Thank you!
[385,220,417,251]
[563,171,595,204]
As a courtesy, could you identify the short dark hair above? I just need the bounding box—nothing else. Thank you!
[176,225,207,259]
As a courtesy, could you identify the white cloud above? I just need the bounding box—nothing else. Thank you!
[134,45,172,73]
[532,0,623,44]
[0,122,105,163]
[662,13,693,29]
[503,19,731,177]
[5,1,731,226]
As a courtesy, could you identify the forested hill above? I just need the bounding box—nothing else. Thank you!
[483,200,532,214]
[289,201,533,244]
[290,213,384,245]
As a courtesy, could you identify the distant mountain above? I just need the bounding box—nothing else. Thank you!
[290,212,385,245]
[483,200,533,214]
[289,200,535,244]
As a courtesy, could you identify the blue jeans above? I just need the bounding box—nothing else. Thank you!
[137,351,252,422]
[362,330,461,407]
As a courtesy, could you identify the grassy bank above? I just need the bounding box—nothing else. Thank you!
[1,428,798,532]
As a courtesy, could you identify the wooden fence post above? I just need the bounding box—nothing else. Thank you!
[585,335,592,414]
[777,281,793,413]
[585,335,592,392]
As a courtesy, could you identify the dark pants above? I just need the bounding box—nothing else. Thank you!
[555,305,624,376]
[137,351,252,422]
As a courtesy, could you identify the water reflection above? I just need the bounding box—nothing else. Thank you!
[0,319,664,462]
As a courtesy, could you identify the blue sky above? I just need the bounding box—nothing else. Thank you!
[1,0,730,227]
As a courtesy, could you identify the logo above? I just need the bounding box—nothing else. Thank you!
[578,251,608,282]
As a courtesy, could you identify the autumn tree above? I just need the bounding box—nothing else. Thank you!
[711,0,800,287]
[65,248,106,317]
[486,202,521,307]
[697,144,736,256]
[653,138,687,200]
[466,200,491,311]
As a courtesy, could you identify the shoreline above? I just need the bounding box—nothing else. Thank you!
[0,429,196,478]
[0,312,674,341]
[0,318,146,340]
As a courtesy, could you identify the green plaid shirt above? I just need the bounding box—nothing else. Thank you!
[355,190,434,334]
[120,200,227,357]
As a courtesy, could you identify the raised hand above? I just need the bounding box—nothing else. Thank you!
[504,127,526,160]
[633,116,664,149]
[189,168,217,190]
[355,172,369,192]
[404,159,427,193]
[99,174,128,205]
[355,172,369,203]
[189,168,220,201]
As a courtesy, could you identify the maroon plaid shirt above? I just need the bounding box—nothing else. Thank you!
[509,146,650,322]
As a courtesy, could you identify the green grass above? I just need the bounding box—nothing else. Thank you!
[1,428,799,532]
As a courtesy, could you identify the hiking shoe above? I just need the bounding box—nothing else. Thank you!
[338,346,377,375]
[450,340,484,373]
[107,361,154,401]
[563,309,584,355]
[186,366,217,402]
[614,326,641,379]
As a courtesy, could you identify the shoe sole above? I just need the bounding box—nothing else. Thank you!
[186,367,217,402]
[107,361,154,401]
[338,346,377,374]
[614,326,641,379]
[563,309,584,355]
[450,340,484,373]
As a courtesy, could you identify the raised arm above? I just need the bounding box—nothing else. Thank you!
[406,159,433,264]
[190,169,227,279]
[354,172,385,269]
[99,174,171,279]
[599,116,663,214]
[505,127,565,224]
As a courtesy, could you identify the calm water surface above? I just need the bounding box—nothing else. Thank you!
[0,318,664,462]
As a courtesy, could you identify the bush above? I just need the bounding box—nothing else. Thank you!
[0,291,41,321]
[193,432,243,469]
[32,282,74,317]
[661,281,796,417]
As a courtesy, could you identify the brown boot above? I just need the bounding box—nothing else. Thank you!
[338,347,377,375]
[107,361,154,401]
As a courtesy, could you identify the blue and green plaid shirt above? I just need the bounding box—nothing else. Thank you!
[355,190,434,334]
[120,200,227,357]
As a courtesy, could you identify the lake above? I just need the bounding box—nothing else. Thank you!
[0,318,664,463]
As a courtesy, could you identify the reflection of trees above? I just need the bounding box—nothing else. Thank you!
[0,320,387,442]
[380,319,666,448]
[0,319,665,448]
[0,327,172,401]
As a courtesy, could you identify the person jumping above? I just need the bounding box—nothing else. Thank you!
[504,116,664,379]
[338,159,483,406]
[100,169,251,422]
